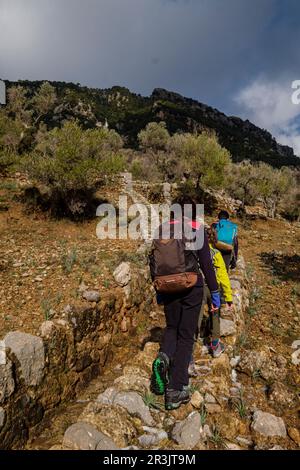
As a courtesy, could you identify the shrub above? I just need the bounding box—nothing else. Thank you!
[138,121,170,152]
[21,121,124,218]
[225,160,260,207]
[169,131,231,190]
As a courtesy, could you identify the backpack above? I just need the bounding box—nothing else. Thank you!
[214,219,237,252]
[149,222,199,294]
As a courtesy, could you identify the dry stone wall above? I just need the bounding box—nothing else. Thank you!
[0,263,151,449]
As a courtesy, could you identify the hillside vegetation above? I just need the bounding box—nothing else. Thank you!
[2,79,300,167]
[0,81,299,221]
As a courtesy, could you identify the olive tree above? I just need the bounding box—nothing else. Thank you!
[169,131,231,190]
[22,121,124,217]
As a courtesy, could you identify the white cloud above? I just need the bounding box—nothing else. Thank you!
[235,78,300,156]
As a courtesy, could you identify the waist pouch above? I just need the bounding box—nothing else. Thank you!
[154,272,198,294]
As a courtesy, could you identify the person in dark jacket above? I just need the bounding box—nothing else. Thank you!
[150,197,220,410]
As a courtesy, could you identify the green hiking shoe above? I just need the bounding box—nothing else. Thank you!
[165,387,191,410]
[150,352,169,395]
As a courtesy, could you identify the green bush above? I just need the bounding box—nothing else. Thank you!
[21,121,124,218]
[169,131,231,189]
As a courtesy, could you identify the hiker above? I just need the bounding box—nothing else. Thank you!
[148,196,220,410]
[211,210,238,272]
[189,226,233,375]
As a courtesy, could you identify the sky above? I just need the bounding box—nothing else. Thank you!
[0,0,300,155]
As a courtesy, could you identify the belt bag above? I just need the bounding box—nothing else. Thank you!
[215,240,233,251]
[154,272,198,294]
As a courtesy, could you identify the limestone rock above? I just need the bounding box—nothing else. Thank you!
[238,350,267,375]
[251,410,286,438]
[63,422,118,450]
[267,382,296,407]
[82,290,101,303]
[138,427,168,448]
[40,321,55,338]
[172,411,202,448]
[4,331,44,386]
[291,349,300,366]
[291,339,300,349]
[113,262,131,286]
[230,356,241,368]
[236,436,253,447]
[191,391,204,408]
[79,402,137,447]
[203,424,212,438]
[96,387,118,405]
[113,391,154,426]
[220,318,236,336]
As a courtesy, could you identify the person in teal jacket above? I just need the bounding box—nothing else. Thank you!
[212,210,238,272]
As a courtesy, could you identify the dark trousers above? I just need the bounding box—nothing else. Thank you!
[197,285,221,341]
[221,250,232,272]
[160,286,203,390]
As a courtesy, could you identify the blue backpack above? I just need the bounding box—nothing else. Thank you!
[214,219,237,251]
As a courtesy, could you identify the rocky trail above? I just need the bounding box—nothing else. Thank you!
[22,179,300,451]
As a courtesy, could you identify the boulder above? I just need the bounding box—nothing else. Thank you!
[4,331,44,386]
[113,391,154,426]
[63,422,118,450]
[172,411,202,448]
[251,410,286,438]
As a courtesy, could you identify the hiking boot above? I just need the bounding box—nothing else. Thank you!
[209,340,225,358]
[150,352,169,395]
[165,387,191,410]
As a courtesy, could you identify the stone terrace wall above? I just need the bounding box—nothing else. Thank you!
[0,263,152,449]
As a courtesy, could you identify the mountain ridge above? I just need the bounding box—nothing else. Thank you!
[3,79,300,168]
